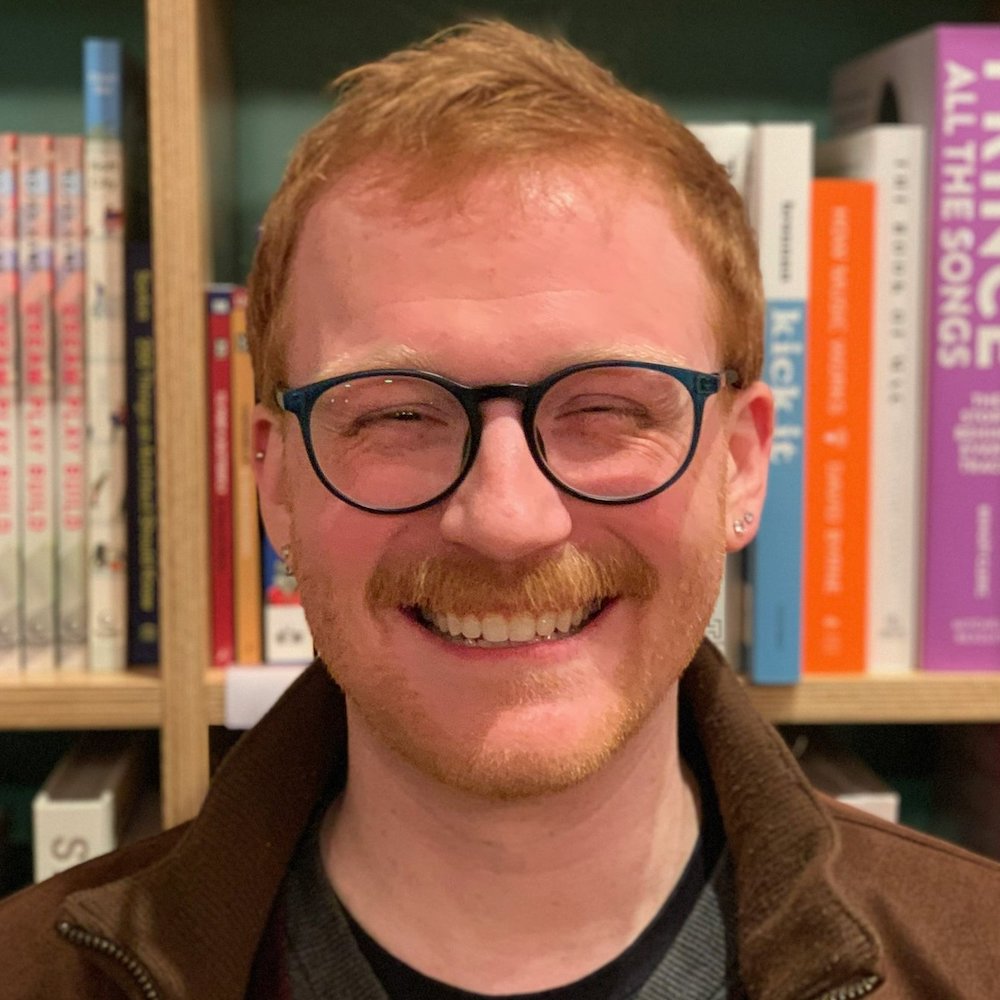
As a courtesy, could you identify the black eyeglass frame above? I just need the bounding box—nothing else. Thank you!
[276,360,741,515]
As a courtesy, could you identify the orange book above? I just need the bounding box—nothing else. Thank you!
[229,286,263,664]
[802,178,875,675]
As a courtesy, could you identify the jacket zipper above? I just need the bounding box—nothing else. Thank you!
[813,975,882,1000]
[56,920,161,1000]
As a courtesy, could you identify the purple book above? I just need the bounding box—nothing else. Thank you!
[832,25,1000,671]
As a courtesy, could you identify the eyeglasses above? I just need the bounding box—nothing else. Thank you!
[276,360,740,515]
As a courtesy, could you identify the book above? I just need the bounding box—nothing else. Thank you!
[743,123,814,684]
[31,733,146,882]
[17,134,57,673]
[125,242,158,665]
[803,178,875,674]
[790,729,900,824]
[832,25,1000,671]
[229,286,263,664]
[262,535,313,664]
[0,134,20,674]
[207,284,235,667]
[817,126,927,676]
[689,121,754,669]
[53,135,87,671]
[84,37,129,671]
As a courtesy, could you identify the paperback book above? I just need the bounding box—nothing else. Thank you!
[53,135,87,671]
[207,284,235,666]
[832,24,1000,670]
[0,135,20,673]
[743,123,814,684]
[688,122,754,669]
[803,178,875,674]
[817,125,927,675]
[126,242,158,665]
[17,134,57,672]
[84,37,129,671]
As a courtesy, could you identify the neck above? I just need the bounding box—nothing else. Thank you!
[319,687,700,994]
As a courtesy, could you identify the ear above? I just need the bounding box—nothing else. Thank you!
[253,402,292,554]
[723,380,774,552]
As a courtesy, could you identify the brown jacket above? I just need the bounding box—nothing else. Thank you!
[3,641,999,999]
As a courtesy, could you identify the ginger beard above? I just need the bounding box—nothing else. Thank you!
[291,511,726,801]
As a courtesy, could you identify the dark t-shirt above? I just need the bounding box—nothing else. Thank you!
[275,713,739,1000]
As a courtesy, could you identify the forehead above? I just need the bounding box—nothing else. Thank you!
[286,165,714,382]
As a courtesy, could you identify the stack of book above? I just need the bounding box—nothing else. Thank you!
[0,37,148,674]
[205,284,313,667]
[696,23,1000,683]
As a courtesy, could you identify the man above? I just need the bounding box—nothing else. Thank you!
[4,19,1000,1000]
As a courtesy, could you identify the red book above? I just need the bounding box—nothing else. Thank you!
[206,285,235,666]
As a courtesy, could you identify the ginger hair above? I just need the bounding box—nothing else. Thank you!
[247,20,763,410]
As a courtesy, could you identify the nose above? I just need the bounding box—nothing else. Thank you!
[438,400,573,561]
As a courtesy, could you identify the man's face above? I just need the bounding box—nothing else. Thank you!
[255,165,770,799]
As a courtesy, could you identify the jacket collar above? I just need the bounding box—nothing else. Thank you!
[59,642,882,1000]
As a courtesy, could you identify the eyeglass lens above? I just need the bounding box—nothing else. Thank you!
[307,367,696,511]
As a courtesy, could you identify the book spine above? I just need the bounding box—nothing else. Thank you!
[744,123,813,684]
[207,285,235,667]
[262,534,313,664]
[84,38,129,671]
[31,734,146,883]
[17,135,57,673]
[0,134,21,673]
[803,179,875,674]
[922,31,1000,670]
[818,126,927,675]
[229,286,262,664]
[691,122,753,669]
[53,136,87,671]
[125,243,157,665]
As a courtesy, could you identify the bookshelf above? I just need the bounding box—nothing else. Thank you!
[2,0,1000,836]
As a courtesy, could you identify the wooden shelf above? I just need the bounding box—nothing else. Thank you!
[746,673,1000,724]
[204,666,1000,729]
[0,669,162,730]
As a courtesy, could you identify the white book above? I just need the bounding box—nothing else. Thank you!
[687,121,754,192]
[53,136,87,671]
[84,38,129,671]
[32,734,146,882]
[0,134,21,674]
[744,123,813,685]
[687,122,753,670]
[688,122,753,670]
[817,125,927,675]
[17,135,57,673]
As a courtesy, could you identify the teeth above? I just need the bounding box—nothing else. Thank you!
[481,614,508,643]
[421,604,603,643]
[510,614,539,641]
[461,614,482,640]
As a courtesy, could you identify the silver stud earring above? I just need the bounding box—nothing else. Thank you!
[733,520,746,536]
[742,511,754,526]
[255,451,265,460]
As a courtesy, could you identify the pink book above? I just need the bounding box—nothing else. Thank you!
[54,136,87,670]
[0,135,20,672]
[17,135,56,672]
[833,26,1000,671]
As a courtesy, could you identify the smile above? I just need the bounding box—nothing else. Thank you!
[408,600,610,647]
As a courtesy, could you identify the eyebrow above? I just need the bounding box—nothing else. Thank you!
[306,341,696,383]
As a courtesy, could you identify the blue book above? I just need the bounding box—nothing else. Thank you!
[743,125,813,685]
